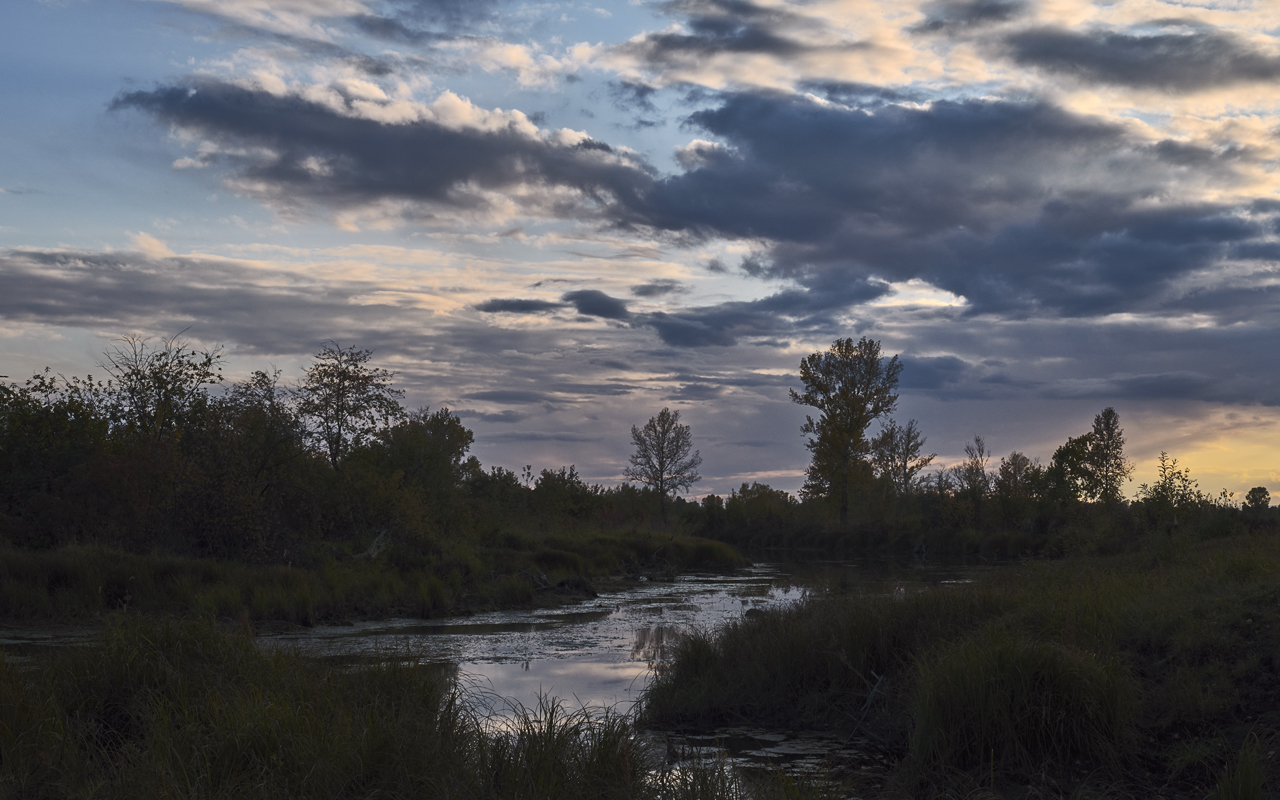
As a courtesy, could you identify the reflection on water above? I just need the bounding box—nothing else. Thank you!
[3,557,995,780]
[631,625,682,662]
[257,557,996,720]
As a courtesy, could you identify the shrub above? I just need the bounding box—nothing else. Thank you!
[909,627,1134,772]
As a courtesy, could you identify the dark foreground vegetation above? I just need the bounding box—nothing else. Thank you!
[0,616,830,800]
[0,336,741,622]
[643,529,1280,798]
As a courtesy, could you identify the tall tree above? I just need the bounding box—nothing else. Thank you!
[790,337,902,525]
[296,343,405,470]
[871,418,935,495]
[1085,407,1134,503]
[624,407,702,522]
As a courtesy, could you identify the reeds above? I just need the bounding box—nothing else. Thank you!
[0,616,822,800]
[642,531,1280,797]
[0,530,745,624]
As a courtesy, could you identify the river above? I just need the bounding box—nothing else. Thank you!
[260,556,995,777]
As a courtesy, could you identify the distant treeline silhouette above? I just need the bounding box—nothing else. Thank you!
[1,334,1273,565]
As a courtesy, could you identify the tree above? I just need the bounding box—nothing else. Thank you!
[790,337,902,525]
[99,332,224,441]
[1084,407,1133,503]
[624,407,702,522]
[1244,486,1270,514]
[871,418,935,495]
[296,343,405,470]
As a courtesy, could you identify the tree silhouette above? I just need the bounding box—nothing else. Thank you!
[1085,407,1134,503]
[790,337,901,525]
[296,343,404,470]
[624,407,702,522]
[871,418,935,495]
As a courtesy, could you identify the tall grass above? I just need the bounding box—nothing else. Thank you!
[643,531,1280,797]
[908,627,1133,770]
[0,530,745,624]
[0,616,824,800]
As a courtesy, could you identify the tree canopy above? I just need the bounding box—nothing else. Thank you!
[296,343,405,470]
[790,337,902,524]
[624,407,702,522]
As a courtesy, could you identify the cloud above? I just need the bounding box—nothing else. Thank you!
[112,79,655,224]
[464,389,556,404]
[911,0,1025,35]
[629,91,1271,319]
[561,290,631,319]
[1003,22,1280,91]
[455,408,529,423]
[107,73,1280,350]
[475,298,565,313]
[630,279,684,297]
[129,232,175,260]
[609,0,872,87]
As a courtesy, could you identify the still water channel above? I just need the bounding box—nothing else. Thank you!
[0,557,992,778]
[261,557,993,777]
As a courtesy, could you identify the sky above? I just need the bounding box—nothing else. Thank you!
[3,0,1280,501]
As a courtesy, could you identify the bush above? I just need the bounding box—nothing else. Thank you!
[908,627,1134,772]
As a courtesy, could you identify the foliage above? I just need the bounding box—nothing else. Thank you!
[870,418,935,495]
[296,342,405,470]
[0,616,796,800]
[790,337,901,525]
[645,531,1280,797]
[99,331,224,441]
[624,407,703,522]
[1086,407,1135,503]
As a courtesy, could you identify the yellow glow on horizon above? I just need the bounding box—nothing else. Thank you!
[1131,423,1280,502]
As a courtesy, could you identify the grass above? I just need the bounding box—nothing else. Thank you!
[0,616,833,800]
[0,528,746,624]
[642,530,1280,797]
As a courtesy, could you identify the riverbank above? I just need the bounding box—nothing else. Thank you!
[0,530,746,625]
[641,530,1280,798]
[0,615,834,800]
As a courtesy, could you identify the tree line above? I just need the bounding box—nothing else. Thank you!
[0,336,679,562]
[1,333,1273,563]
[680,337,1275,554]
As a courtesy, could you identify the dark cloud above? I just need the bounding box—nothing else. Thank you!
[898,356,970,390]
[664,382,726,401]
[0,247,436,356]
[561,290,631,319]
[630,279,684,297]
[456,409,529,423]
[464,389,555,404]
[475,298,565,313]
[614,0,868,71]
[639,279,889,347]
[1004,23,1280,90]
[589,359,632,370]
[610,81,659,114]
[796,81,920,105]
[632,92,1270,318]
[488,431,599,442]
[911,0,1025,35]
[111,78,1280,344]
[112,79,655,221]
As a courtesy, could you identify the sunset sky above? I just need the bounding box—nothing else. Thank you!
[3,0,1279,500]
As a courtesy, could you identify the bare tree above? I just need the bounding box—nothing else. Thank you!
[624,407,702,522]
[296,343,404,470]
[790,337,902,524]
[871,418,935,495]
